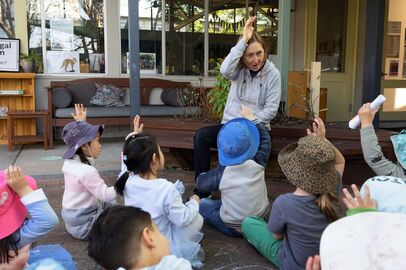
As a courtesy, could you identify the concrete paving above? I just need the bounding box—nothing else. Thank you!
[1,141,281,269]
[1,139,123,178]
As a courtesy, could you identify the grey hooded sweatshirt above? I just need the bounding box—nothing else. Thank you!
[220,38,281,129]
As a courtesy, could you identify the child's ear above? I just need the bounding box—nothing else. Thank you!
[142,227,156,248]
[151,153,158,164]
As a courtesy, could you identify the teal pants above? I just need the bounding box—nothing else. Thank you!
[241,216,281,268]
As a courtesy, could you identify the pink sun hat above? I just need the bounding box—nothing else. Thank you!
[0,170,37,239]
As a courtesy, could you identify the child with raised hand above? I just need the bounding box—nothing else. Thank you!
[358,102,406,178]
[0,166,58,264]
[61,104,117,240]
[88,205,192,270]
[242,118,344,269]
[196,106,271,237]
[115,117,204,268]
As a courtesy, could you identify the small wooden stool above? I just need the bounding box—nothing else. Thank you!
[7,110,49,151]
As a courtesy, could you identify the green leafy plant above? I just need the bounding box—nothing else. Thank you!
[20,50,43,73]
[207,62,230,121]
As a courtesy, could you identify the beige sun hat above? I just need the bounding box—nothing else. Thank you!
[277,135,338,194]
[320,212,406,269]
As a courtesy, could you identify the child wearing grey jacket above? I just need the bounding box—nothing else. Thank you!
[358,103,406,178]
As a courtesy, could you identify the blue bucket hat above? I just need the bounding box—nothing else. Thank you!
[62,121,104,159]
[391,129,406,170]
[217,118,260,166]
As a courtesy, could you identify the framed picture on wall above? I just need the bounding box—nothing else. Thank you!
[140,52,156,74]
[46,51,80,74]
[0,38,20,72]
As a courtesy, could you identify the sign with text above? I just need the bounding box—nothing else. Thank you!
[0,39,19,72]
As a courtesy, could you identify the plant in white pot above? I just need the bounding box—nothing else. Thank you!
[20,51,43,73]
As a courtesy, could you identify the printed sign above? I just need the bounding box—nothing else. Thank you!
[46,51,80,74]
[0,39,19,72]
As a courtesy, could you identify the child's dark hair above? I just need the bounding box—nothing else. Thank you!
[76,146,91,165]
[115,134,160,195]
[0,232,19,263]
[87,206,153,270]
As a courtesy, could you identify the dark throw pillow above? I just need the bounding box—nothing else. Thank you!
[160,88,188,107]
[52,88,72,108]
[65,82,97,107]
[90,83,126,107]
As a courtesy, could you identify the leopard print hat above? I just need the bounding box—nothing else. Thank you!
[277,135,339,194]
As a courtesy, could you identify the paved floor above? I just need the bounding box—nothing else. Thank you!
[1,141,286,269]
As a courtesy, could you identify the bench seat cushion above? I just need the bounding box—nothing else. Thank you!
[55,106,201,118]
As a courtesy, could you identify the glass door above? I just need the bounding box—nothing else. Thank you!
[380,0,406,123]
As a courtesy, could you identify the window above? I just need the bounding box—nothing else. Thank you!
[165,0,204,75]
[120,0,281,77]
[0,0,15,38]
[27,0,105,74]
[208,2,278,76]
[316,0,347,72]
[120,0,162,74]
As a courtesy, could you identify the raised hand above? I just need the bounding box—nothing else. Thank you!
[343,184,376,210]
[132,115,144,134]
[358,103,379,128]
[239,105,255,121]
[5,165,33,198]
[71,103,87,121]
[125,115,144,140]
[243,16,256,43]
[307,118,326,138]
[306,255,321,270]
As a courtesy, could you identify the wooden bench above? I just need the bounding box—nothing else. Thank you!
[47,78,195,148]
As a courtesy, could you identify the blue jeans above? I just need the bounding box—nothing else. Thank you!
[199,198,242,237]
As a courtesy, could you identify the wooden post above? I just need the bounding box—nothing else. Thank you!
[310,62,321,119]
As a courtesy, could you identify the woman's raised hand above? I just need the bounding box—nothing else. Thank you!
[243,16,256,43]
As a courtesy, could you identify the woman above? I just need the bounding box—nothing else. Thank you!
[193,16,281,197]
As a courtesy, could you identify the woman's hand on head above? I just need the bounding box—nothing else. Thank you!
[5,165,33,198]
[343,184,376,210]
[307,118,326,138]
[243,16,256,43]
[239,105,255,121]
[71,103,87,121]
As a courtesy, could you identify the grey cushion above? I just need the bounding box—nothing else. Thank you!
[52,88,72,108]
[122,87,130,105]
[55,105,200,118]
[65,82,97,107]
[90,83,126,107]
[161,88,188,107]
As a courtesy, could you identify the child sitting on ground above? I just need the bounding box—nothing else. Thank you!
[115,116,204,268]
[0,165,59,264]
[358,102,406,178]
[308,184,406,270]
[242,118,345,269]
[61,104,117,240]
[195,107,271,237]
[88,205,192,270]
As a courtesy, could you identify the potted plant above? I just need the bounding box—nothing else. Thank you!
[207,62,230,121]
[20,50,43,73]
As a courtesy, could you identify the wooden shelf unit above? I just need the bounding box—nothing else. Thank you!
[0,73,36,145]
